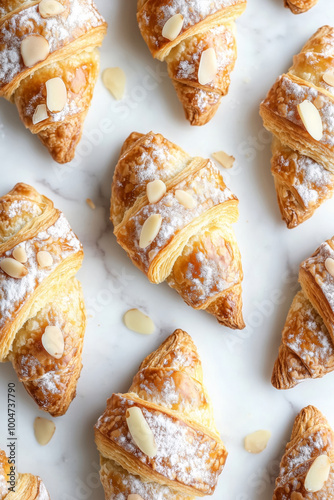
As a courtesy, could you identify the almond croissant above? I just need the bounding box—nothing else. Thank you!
[284,0,319,14]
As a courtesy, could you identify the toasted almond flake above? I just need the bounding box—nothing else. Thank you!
[37,251,53,268]
[41,326,64,359]
[213,151,235,169]
[34,417,56,446]
[102,67,126,100]
[139,214,162,249]
[305,454,331,492]
[126,407,157,458]
[175,189,196,209]
[297,100,323,141]
[21,35,50,68]
[39,0,65,17]
[244,430,271,454]
[325,257,334,277]
[323,70,334,87]
[12,247,27,263]
[162,13,184,41]
[128,495,144,500]
[123,309,155,335]
[198,48,217,85]
[46,77,67,112]
[32,104,48,125]
[0,258,28,279]
[146,179,166,204]
[86,198,96,209]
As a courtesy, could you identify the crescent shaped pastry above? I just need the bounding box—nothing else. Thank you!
[95,329,227,499]
[111,131,245,330]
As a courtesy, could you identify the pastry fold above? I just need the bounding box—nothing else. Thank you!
[284,0,319,14]
[137,0,246,125]
[0,0,107,163]
[260,26,334,228]
[111,131,245,329]
[273,406,334,499]
[95,329,227,499]
[0,183,86,416]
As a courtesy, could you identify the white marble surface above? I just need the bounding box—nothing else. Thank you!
[1,0,334,499]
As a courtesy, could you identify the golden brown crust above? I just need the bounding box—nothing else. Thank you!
[284,0,319,14]
[111,131,244,329]
[137,0,246,125]
[273,406,334,499]
[95,329,227,499]
[260,26,334,228]
[0,183,85,415]
[0,0,107,163]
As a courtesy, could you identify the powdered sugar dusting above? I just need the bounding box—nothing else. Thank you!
[35,371,61,396]
[36,479,50,500]
[0,473,8,500]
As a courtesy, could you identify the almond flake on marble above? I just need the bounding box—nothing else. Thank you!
[12,247,27,263]
[213,151,235,169]
[86,198,96,209]
[162,14,184,41]
[139,214,162,249]
[41,326,64,359]
[0,258,28,278]
[21,35,50,68]
[244,430,271,454]
[146,179,166,204]
[32,104,48,125]
[39,0,65,18]
[305,454,331,493]
[46,77,67,112]
[198,48,217,85]
[34,417,56,446]
[297,100,323,141]
[123,309,155,335]
[102,68,126,100]
[175,189,196,209]
[126,407,157,458]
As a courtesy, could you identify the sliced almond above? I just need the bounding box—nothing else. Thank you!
[0,258,28,279]
[46,77,67,113]
[198,48,217,85]
[146,180,166,204]
[175,189,196,209]
[305,454,331,492]
[37,250,53,268]
[123,309,155,335]
[325,257,334,277]
[12,246,27,263]
[102,67,126,100]
[244,430,271,454]
[39,0,65,18]
[86,198,96,210]
[162,13,184,41]
[213,151,235,169]
[34,417,56,446]
[128,495,144,500]
[323,70,334,88]
[32,104,48,125]
[41,325,64,359]
[297,100,323,141]
[21,35,50,68]
[139,214,162,249]
[126,407,157,458]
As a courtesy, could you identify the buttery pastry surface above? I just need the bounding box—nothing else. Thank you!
[0,183,86,416]
[95,329,227,499]
[0,0,107,163]
[111,131,245,329]
[137,0,246,126]
[284,0,319,14]
[272,236,334,389]
[273,406,334,499]
[260,26,334,228]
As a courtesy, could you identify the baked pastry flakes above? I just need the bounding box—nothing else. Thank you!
[0,183,86,416]
[111,131,245,329]
[273,406,334,499]
[0,0,107,163]
[137,0,247,126]
[284,0,319,14]
[260,26,334,228]
[0,449,50,499]
[272,236,334,389]
[95,329,227,499]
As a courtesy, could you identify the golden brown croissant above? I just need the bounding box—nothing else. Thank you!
[0,449,50,499]
[137,0,246,126]
[284,0,319,14]
[95,329,227,499]
[272,236,334,390]
[111,131,245,329]
[0,183,86,416]
[260,26,334,228]
[0,0,107,163]
[273,405,334,499]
